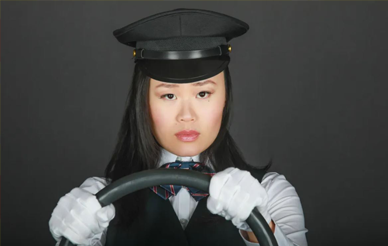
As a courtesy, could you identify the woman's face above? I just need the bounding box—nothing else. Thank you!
[149,71,226,157]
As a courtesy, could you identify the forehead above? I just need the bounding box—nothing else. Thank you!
[150,71,225,88]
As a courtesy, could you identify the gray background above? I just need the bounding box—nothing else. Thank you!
[2,1,388,246]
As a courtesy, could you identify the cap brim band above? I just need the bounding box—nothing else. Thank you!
[136,55,230,83]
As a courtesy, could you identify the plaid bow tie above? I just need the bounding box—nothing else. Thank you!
[150,160,215,201]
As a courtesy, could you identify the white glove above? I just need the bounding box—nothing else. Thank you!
[49,177,115,246]
[207,167,271,231]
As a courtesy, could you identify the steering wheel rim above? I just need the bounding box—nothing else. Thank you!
[59,169,278,246]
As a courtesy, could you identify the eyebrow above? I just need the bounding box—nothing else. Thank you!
[155,80,217,89]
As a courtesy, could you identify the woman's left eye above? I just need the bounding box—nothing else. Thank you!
[196,91,212,99]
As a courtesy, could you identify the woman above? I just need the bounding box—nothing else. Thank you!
[49,8,308,246]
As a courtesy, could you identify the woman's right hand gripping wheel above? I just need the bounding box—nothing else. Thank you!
[49,177,115,246]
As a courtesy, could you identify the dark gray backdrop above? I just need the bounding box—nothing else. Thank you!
[2,1,388,246]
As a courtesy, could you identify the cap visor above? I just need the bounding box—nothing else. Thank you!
[136,56,230,83]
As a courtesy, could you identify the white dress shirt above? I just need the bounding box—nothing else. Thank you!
[56,148,308,246]
[156,147,205,230]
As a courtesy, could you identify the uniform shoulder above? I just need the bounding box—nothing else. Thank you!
[262,171,286,182]
[261,171,296,191]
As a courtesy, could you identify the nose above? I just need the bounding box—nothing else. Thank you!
[177,100,196,123]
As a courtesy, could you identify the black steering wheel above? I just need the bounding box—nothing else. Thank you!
[59,169,278,246]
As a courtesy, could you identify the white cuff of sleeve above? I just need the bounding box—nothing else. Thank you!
[239,224,293,246]
[81,231,105,246]
[54,229,106,246]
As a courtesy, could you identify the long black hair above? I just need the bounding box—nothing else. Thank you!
[104,64,272,228]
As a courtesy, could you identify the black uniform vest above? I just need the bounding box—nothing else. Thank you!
[105,166,266,246]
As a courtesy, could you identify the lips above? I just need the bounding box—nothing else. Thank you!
[175,130,200,142]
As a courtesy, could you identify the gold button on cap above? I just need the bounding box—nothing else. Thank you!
[228,44,232,52]
[133,50,136,57]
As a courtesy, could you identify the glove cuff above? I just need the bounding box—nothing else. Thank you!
[78,232,103,246]
[236,222,252,232]
[235,210,272,232]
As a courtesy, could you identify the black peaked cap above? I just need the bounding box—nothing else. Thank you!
[113,8,249,83]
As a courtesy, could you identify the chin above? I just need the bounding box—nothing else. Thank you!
[171,144,203,157]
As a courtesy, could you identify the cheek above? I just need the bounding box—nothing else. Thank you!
[150,108,163,127]
[201,100,224,130]
[149,103,173,134]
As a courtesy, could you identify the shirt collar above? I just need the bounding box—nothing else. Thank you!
[158,148,201,167]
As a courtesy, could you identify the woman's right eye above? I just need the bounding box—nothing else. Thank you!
[161,94,176,100]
